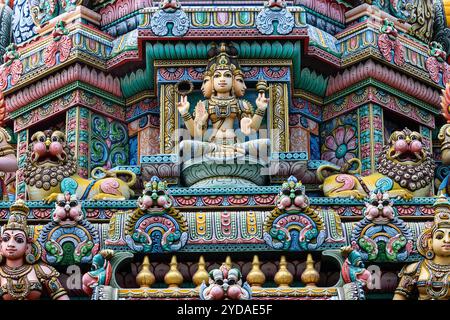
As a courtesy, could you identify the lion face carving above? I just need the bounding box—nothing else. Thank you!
[377,128,434,192]
[24,130,136,202]
[30,130,67,166]
[317,127,435,199]
[24,130,77,191]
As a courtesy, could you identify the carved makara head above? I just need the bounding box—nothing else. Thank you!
[137,176,172,211]
[265,0,286,10]
[52,192,83,227]
[159,0,181,12]
[277,176,310,211]
[205,264,245,300]
[364,191,395,224]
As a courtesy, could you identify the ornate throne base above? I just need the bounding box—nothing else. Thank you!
[181,155,269,188]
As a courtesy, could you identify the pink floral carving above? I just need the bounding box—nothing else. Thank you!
[426,56,450,85]
[322,126,357,166]
[378,34,405,66]
[44,35,73,67]
[0,59,23,90]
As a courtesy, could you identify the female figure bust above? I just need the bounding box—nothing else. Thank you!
[0,200,69,300]
[177,43,270,160]
[393,195,450,300]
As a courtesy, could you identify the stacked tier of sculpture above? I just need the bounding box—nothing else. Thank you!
[0,0,448,301]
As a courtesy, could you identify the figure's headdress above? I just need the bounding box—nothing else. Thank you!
[431,195,450,232]
[4,199,30,235]
[417,195,450,258]
[205,43,243,77]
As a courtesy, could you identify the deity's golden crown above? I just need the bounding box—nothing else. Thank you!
[206,43,242,76]
[432,195,450,231]
[5,199,30,234]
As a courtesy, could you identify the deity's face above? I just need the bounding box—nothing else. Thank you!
[233,74,246,98]
[0,230,28,261]
[213,69,233,94]
[201,75,213,98]
[432,228,450,258]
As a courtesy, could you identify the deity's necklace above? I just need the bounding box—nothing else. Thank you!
[0,264,33,300]
[424,260,449,300]
[210,96,235,119]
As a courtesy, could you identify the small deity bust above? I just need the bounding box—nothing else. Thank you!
[393,195,450,300]
[0,200,69,300]
[177,43,270,161]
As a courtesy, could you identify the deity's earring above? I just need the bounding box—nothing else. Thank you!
[25,244,36,264]
[0,254,3,264]
[425,250,435,260]
[25,253,36,264]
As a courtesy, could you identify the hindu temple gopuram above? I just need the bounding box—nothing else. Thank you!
[0,0,449,301]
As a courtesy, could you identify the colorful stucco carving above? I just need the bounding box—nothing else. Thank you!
[0,0,447,301]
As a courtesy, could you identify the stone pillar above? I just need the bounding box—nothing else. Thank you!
[268,83,290,153]
[15,129,28,200]
[358,103,383,176]
[160,84,178,154]
[66,107,90,178]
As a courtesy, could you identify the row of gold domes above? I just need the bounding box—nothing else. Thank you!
[136,254,320,288]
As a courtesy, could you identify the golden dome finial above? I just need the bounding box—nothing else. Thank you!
[246,255,266,288]
[274,256,293,287]
[164,255,184,288]
[192,256,209,288]
[301,254,320,287]
[136,256,155,288]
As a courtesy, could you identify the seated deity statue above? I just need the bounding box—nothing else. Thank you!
[0,200,69,300]
[177,43,270,162]
[393,195,450,300]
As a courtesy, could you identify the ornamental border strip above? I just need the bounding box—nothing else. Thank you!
[111,166,141,174]
[301,6,346,29]
[324,79,439,116]
[140,154,179,164]
[271,152,308,161]
[10,82,125,120]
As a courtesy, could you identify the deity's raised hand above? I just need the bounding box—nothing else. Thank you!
[256,92,269,110]
[194,101,208,124]
[177,95,190,115]
[241,117,252,135]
